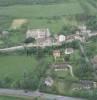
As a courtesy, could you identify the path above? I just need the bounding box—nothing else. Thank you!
[0,43,61,52]
[68,64,74,77]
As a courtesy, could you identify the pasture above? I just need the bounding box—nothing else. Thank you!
[0,1,84,33]
[0,0,97,33]
[0,55,37,80]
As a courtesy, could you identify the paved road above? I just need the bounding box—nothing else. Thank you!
[0,43,61,52]
[0,88,86,100]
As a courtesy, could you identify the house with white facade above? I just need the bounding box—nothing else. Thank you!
[26,28,51,39]
[65,48,74,55]
[58,34,66,43]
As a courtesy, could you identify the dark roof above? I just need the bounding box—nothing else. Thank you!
[80,80,94,86]
[52,63,69,69]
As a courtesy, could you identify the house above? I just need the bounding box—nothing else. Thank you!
[52,63,69,71]
[66,34,75,42]
[75,31,80,35]
[79,80,97,89]
[53,50,61,61]
[78,25,87,32]
[88,32,97,37]
[37,37,53,46]
[65,33,85,43]
[26,28,51,39]
[78,25,91,38]
[74,34,85,42]
[58,34,66,43]
[65,48,74,55]
[44,77,54,87]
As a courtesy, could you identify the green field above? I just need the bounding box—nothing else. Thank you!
[0,1,83,33]
[0,3,83,17]
[0,55,37,80]
[0,96,26,100]
[0,0,97,33]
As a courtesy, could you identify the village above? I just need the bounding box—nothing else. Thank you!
[0,24,97,97]
[1,0,97,99]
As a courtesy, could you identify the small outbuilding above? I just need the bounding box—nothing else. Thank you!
[65,48,74,55]
[58,35,66,43]
[44,77,54,87]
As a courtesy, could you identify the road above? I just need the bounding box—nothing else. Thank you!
[0,88,86,100]
[0,42,61,52]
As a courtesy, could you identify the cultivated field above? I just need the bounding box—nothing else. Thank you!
[0,0,97,33]
[11,19,28,29]
[0,55,37,80]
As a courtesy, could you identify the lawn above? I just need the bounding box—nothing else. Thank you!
[0,96,26,100]
[54,70,71,78]
[0,55,37,80]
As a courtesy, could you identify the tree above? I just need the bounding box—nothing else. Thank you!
[60,25,77,35]
[24,37,36,44]
[24,37,36,56]
[86,16,97,31]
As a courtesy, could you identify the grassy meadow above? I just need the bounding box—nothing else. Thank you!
[0,0,97,33]
[0,96,26,100]
[0,1,83,33]
[0,55,37,80]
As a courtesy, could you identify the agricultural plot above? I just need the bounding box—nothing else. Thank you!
[79,0,97,15]
[0,3,83,17]
[0,2,83,33]
[0,55,37,80]
[0,0,97,33]
[11,19,28,29]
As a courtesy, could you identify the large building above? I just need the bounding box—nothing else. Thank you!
[26,28,51,39]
